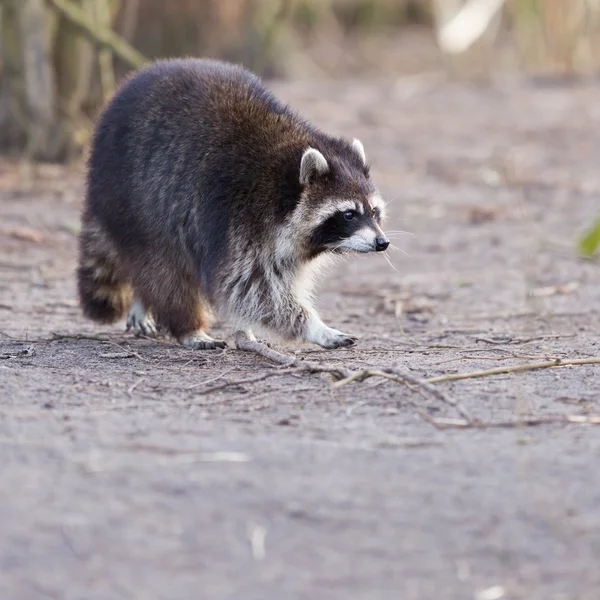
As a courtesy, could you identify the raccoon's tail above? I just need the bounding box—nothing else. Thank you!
[77,215,132,323]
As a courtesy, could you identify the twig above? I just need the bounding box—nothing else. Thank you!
[435,352,562,365]
[334,367,473,422]
[186,369,234,391]
[50,332,111,341]
[234,332,351,378]
[46,0,147,68]
[103,340,150,362]
[127,377,145,396]
[234,333,472,422]
[196,385,317,408]
[428,414,600,430]
[193,367,306,397]
[234,335,297,367]
[99,352,135,359]
[425,357,600,384]
[0,345,35,359]
[475,334,574,345]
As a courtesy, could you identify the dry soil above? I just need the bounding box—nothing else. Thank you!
[1,75,600,600]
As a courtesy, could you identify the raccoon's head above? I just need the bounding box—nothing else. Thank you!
[297,139,389,256]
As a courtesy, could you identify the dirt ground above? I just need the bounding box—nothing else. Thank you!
[1,74,600,600]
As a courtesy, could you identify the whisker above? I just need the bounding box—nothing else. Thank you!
[388,243,410,258]
[385,231,415,237]
[386,235,414,242]
[381,251,399,273]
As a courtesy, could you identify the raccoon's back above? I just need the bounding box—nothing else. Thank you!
[86,58,312,245]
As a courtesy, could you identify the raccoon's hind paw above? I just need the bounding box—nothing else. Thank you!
[126,300,157,338]
[181,331,228,350]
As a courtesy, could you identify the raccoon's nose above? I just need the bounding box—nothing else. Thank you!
[375,236,389,252]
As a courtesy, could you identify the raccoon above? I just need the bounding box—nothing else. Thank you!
[77,58,389,350]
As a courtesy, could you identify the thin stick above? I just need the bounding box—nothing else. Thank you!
[428,414,600,430]
[474,333,574,345]
[51,332,111,341]
[186,369,234,391]
[235,333,472,422]
[234,332,351,379]
[334,367,473,422]
[127,377,145,396]
[425,357,600,384]
[99,352,135,359]
[193,367,306,397]
[103,340,150,362]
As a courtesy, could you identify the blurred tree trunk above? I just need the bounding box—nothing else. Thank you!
[119,0,140,41]
[0,0,64,160]
[0,0,143,162]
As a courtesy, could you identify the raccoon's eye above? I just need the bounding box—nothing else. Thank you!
[343,210,356,221]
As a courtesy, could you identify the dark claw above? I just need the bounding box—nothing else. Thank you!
[189,340,228,350]
[338,336,358,348]
[325,334,358,349]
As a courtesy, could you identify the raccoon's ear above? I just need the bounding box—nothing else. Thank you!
[300,148,329,185]
[351,138,367,165]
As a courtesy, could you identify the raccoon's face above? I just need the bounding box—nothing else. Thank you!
[298,140,389,255]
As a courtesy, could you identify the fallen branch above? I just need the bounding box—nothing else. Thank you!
[334,367,473,422]
[425,357,600,384]
[46,0,147,69]
[234,332,472,422]
[234,332,351,379]
[7,329,598,429]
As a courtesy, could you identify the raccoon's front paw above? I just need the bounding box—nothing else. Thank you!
[126,301,157,337]
[181,331,228,350]
[315,327,358,349]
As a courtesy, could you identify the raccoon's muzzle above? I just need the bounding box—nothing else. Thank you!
[375,235,389,252]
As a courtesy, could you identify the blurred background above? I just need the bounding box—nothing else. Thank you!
[3,0,600,162]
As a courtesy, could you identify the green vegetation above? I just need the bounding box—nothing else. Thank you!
[578,217,600,257]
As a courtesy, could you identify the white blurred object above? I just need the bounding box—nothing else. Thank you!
[475,586,506,600]
[436,0,506,54]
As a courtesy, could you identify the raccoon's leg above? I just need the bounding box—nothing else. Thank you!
[126,298,157,338]
[303,313,357,349]
[255,297,356,349]
[77,215,132,323]
[131,256,227,350]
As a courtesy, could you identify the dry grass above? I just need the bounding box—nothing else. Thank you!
[115,0,600,78]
